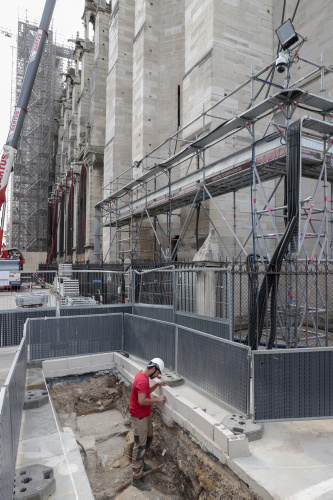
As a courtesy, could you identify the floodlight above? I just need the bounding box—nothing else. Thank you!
[276,19,299,51]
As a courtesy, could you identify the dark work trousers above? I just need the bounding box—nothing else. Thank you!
[131,415,153,479]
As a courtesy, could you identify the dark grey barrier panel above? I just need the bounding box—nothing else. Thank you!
[253,348,333,421]
[175,312,231,340]
[4,335,27,473]
[123,314,176,371]
[28,314,123,360]
[177,327,250,415]
[0,307,56,347]
[0,388,14,500]
[60,304,132,316]
[0,305,131,347]
[133,304,173,323]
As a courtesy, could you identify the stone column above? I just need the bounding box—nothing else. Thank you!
[193,228,224,317]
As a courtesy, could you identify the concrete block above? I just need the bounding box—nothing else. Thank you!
[24,390,49,410]
[227,434,251,459]
[67,356,92,369]
[214,423,234,453]
[90,352,114,365]
[191,408,218,441]
[117,366,135,384]
[173,395,197,421]
[42,358,68,376]
[13,464,55,499]
[113,352,122,366]
[88,363,115,373]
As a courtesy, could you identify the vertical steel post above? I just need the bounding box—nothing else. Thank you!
[172,268,176,324]
[175,324,178,373]
[131,269,135,315]
[56,270,60,317]
[321,53,325,96]
[233,191,236,262]
[227,268,233,340]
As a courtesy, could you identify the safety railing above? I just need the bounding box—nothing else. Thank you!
[0,330,28,498]
[123,313,250,414]
[23,309,333,421]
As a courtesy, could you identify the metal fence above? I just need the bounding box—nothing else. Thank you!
[0,307,58,347]
[28,313,123,360]
[175,268,231,319]
[253,347,333,421]
[0,333,28,499]
[133,268,173,305]
[132,267,233,339]
[0,387,13,500]
[177,327,250,414]
[175,313,231,340]
[123,314,249,414]
[60,304,132,317]
[133,304,174,323]
[4,335,28,463]
[0,271,57,311]
[231,259,333,349]
[123,314,176,371]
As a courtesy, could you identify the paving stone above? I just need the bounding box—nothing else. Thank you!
[13,464,55,499]
[24,390,49,410]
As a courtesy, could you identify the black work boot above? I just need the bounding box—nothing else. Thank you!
[131,477,151,491]
[143,463,152,472]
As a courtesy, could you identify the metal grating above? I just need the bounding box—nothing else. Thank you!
[299,91,333,112]
[28,314,123,360]
[253,349,333,421]
[0,388,14,500]
[60,305,132,317]
[123,314,176,371]
[177,327,250,414]
[0,308,57,347]
[175,313,231,340]
[4,336,27,470]
[302,117,333,136]
[133,305,174,323]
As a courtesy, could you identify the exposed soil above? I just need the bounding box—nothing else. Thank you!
[49,372,258,499]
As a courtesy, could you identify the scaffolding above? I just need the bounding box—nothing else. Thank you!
[95,50,333,347]
[10,19,72,252]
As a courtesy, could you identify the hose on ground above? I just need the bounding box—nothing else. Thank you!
[76,439,87,468]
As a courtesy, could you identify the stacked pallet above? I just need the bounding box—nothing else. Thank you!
[65,296,96,306]
[58,263,73,278]
[59,279,79,298]
[15,293,48,308]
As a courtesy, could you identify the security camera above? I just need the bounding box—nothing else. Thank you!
[276,52,290,73]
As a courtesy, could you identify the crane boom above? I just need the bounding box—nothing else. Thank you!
[0,0,57,248]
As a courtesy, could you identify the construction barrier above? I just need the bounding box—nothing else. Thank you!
[0,332,28,499]
[253,348,333,421]
[28,313,123,360]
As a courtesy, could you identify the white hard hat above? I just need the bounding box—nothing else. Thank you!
[147,358,164,373]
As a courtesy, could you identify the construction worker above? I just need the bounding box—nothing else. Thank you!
[129,358,168,491]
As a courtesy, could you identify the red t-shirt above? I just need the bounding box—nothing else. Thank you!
[129,371,151,418]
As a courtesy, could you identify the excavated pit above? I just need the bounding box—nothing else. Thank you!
[48,372,257,499]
